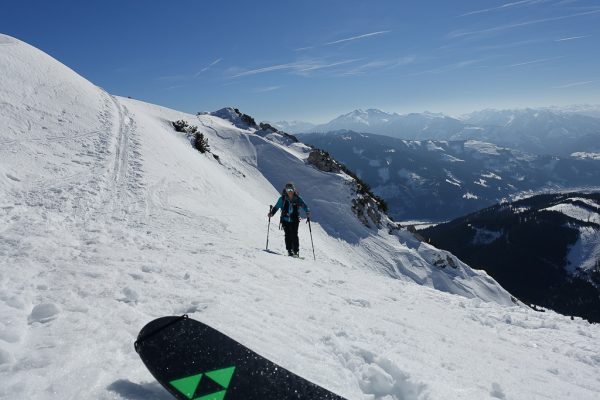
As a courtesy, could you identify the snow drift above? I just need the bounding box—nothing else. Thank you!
[1,34,599,400]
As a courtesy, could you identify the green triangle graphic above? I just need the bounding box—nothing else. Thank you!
[170,373,203,399]
[194,389,227,400]
[205,366,236,389]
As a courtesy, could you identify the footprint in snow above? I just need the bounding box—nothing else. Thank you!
[117,287,140,304]
[490,382,506,399]
[322,336,429,400]
[28,303,60,324]
[344,298,371,308]
[0,348,14,365]
[356,356,429,400]
[174,300,210,315]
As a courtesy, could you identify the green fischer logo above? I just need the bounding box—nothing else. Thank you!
[169,366,236,400]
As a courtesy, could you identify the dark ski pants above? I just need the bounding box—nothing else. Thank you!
[281,220,300,254]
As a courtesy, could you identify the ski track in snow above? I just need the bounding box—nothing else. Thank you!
[1,34,600,400]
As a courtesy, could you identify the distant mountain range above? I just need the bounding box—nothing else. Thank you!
[313,109,467,141]
[420,192,600,323]
[299,131,600,221]
[275,106,600,157]
[462,108,600,156]
[272,120,316,134]
[547,104,600,119]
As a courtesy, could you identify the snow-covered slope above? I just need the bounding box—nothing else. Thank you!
[422,192,600,323]
[542,196,600,276]
[1,34,600,400]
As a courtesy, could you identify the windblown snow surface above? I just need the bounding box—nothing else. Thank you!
[1,34,599,400]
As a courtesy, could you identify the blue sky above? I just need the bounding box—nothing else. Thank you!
[2,0,600,122]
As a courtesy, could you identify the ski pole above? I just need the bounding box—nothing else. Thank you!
[307,217,316,261]
[266,205,272,251]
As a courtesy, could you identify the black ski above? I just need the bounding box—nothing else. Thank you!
[135,315,346,400]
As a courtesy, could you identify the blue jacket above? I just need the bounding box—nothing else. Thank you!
[271,194,310,223]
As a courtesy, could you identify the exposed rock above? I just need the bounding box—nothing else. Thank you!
[352,192,383,229]
[256,122,300,145]
[387,221,402,234]
[433,254,458,269]
[306,150,342,173]
[205,107,259,129]
[407,225,426,242]
[306,149,388,229]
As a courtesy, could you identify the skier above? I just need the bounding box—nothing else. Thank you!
[268,183,311,257]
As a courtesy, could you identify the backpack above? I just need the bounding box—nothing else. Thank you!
[280,193,301,223]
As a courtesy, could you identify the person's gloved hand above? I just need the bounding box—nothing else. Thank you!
[306,211,312,219]
[267,212,273,218]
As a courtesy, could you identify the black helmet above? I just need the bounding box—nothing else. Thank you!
[283,182,295,194]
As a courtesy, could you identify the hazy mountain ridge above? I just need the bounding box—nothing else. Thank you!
[459,108,600,155]
[272,120,317,134]
[546,104,600,119]
[281,107,600,156]
[299,130,600,221]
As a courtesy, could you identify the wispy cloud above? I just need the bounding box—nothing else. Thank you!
[556,35,590,41]
[508,56,563,67]
[448,9,600,38]
[156,74,189,81]
[341,56,416,76]
[231,62,302,78]
[472,38,544,51]
[552,80,598,89]
[194,58,222,77]
[114,66,137,73]
[294,46,315,52]
[324,30,391,45]
[164,84,186,91]
[230,58,360,78]
[409,58,487,76]
[293,30,390,52]
[296,59,359,73]
[254,85,281,93]
[437,37,543,53]
[458,0,548,17]
[342,60,392,76]
[157,58,223,82]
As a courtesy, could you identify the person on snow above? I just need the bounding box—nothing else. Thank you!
[268,183,311,257]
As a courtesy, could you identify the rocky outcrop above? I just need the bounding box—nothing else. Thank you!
[255,122,300,145]
[203,107,258,129]
[202,108,301,146]
[306,149,342,173]
[306,148,389,229]
[352,193,383,229]
[433,254,458,269]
